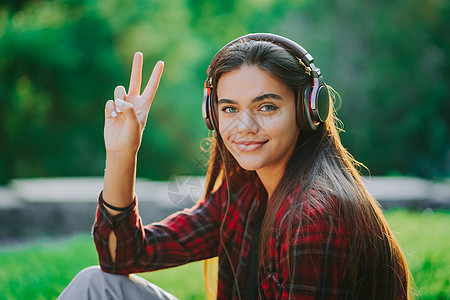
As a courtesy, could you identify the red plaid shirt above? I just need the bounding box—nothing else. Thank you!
[92,176,378,299]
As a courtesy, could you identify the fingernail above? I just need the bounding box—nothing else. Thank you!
[111,111,118,118]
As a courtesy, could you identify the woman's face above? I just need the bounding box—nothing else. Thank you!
[217,64,299,174]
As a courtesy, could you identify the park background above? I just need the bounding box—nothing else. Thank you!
[0,0,449,299]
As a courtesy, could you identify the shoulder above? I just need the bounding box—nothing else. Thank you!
[271,189,350,278]
[274,188,346,240]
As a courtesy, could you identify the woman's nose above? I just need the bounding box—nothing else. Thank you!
[235,110,259,134]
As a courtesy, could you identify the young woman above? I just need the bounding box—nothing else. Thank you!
[59,33,411,299]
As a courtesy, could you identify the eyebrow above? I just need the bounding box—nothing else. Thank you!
[218,93,283,106]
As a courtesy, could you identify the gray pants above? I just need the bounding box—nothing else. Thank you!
[58,266,179,300]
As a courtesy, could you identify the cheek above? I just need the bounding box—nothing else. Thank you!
[218,117,232,139]
[263,113,296,136]
[218,119,238,154]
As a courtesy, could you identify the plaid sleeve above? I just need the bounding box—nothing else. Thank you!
[276,208,349,299]
[92,188,222,275]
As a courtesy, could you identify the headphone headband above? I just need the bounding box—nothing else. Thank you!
[202,33,331,131]
[207,33,318,78]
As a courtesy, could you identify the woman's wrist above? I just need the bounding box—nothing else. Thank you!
[106,149,138,161]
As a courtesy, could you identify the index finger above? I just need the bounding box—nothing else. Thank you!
[128,52,143,96]
[142,61,164,104]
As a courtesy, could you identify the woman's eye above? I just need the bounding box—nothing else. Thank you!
[259,104,278,112]
[221,106,238,114]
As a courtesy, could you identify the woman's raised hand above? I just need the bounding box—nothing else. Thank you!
[104,52,164,154]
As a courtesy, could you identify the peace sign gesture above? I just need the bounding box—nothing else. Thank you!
[104,52,164,154]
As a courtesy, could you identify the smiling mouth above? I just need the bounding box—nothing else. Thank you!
[233,140,268,152]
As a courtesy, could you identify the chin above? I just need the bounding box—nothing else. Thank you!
[236,164,258,171]
[232,158,266,172]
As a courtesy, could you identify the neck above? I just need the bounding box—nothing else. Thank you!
[256,135,298,200]
[256,162,285,201]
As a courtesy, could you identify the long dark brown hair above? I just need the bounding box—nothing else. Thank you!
[202,39,411,299]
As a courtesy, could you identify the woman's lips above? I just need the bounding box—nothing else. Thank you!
[234,140,268,152]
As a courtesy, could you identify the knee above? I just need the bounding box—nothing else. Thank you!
[75,265,104,280]
[76,265,132,283]
[71,265,116,287]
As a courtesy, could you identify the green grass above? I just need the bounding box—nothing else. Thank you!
[384,209,450,300]
[0,209,449,299]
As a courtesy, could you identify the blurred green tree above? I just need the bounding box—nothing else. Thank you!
[0,0,448,184]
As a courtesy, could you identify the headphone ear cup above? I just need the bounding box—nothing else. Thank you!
[313,84,331,123]
[297,85,315,131]
[210,92,219,131]
[203,85,215,131]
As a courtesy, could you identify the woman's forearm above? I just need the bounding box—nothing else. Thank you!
[103,151,137,216]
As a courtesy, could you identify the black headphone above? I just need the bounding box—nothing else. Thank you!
[202,33,331,132]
